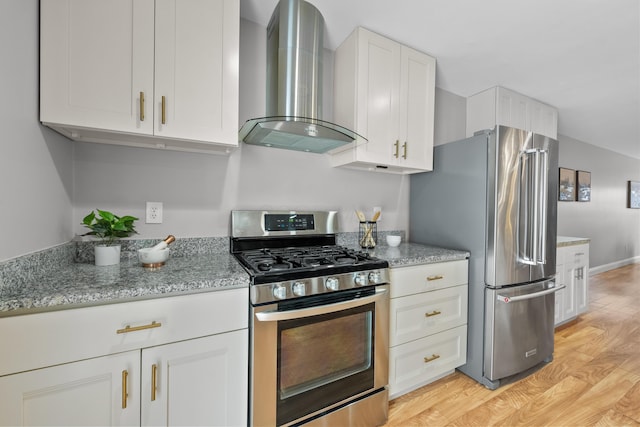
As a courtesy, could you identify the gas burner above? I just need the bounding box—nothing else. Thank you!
[235,244,386,282]
[257,260,292,272]
[300,256,333,267]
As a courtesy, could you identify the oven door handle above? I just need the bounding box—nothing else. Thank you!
[255,288,388,322]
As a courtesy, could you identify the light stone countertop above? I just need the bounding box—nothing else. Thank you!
[358,242,470,268]
[0,236,468,317]
[0,252,249,317]
[557,236,591,247]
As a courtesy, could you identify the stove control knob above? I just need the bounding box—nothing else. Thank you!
[273,284,287,300]
[292,281,306,297]
[354,272,368,287]
[369,271,382,284]
[325,277,340,291]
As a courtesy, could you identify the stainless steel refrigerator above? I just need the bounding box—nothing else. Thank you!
[410,125,562,389]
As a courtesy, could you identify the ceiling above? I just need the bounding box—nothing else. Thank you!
[240,0,640,160]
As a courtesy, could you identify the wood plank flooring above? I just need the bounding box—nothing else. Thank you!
[386,263,640,426]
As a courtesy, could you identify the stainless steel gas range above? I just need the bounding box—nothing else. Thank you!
[230,210,390,427]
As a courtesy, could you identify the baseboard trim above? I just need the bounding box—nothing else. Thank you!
[590,256,640,276]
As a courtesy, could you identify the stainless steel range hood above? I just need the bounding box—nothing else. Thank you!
[238,0,365,153]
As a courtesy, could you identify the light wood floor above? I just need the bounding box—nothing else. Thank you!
[386,263,640,426]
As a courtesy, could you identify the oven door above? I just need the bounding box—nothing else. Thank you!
[251,285,389,427]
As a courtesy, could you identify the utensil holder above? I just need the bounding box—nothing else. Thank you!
[359,221,377,248]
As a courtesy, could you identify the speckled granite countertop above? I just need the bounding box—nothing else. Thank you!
[0,241,249,317]
[363,243,469,267]
[557,236,591,247]
[0,234,467,316]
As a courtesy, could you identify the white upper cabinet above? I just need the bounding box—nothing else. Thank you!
[40,0,239,154]
[466,86,558,139]
[331,27,436,174]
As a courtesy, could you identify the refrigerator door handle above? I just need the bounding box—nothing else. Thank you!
[519,149,537,265]
[496,284,565,303]
[518,148,548,266]
[536,149,549,264]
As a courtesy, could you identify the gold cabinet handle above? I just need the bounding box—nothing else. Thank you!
[427,275,444,281]
[122,370,128,409]
[402,142,407,159]
[151,364,158,401]
[424,354,440,363]
[425,310,442,317]
[116,321,162,334]
[161,95,166,124]
[394,140,399,158]
[139,91,145,121]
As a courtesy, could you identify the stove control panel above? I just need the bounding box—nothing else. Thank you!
[251,268,390,305]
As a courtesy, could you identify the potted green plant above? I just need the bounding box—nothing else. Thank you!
[82,209,138,266]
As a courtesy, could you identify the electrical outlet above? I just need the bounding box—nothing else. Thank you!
[146,202,163,224]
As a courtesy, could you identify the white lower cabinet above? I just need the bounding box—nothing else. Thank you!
[141,331,247,426]
[0,288,248,426]
[388,260,468,399]
[0,351,141,426]
[555,241,590,326]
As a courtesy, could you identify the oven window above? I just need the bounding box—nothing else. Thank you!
[277,303,375,425]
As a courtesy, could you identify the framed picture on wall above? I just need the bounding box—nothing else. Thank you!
[559,167,575,201]
[629,181,640,209]
[577,170,591,202]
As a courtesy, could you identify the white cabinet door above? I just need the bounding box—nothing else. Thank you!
[555,243,589,326]
[352,29,401,166]
[398,45,436,170]
[554,253,565,325]
[570,244,590,315]
[497,87,529,131]
[40,0,155,135]
[141,329,248,427]
[0,351,140,427]
[332,27,435,174]
[466,86,558,139]
[562,267,577,321]
[154,0,239,145]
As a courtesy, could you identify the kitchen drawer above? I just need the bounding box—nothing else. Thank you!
[390,260,468,298]
[0,287,248,377]
[390,285,467,346]
[567,245,589,267]
[388,325,467,399]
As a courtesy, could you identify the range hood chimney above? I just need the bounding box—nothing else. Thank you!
[238,0,364,153]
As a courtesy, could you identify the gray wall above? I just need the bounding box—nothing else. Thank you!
[556,135,640,271]
[0,0,73,261]
[2,0,638,274]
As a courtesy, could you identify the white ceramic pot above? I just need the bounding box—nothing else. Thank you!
[94,244,121,266]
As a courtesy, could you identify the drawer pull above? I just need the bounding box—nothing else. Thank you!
[424,354,441,363]
[427,275,444,281]
[425,310,442,317]
[122,370,128,409]
[117,321,162,334]
[151,364,158,401]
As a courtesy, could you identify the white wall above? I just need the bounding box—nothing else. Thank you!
[557,135,640,271]
[71,18,410,239]
[0,0,73,261]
